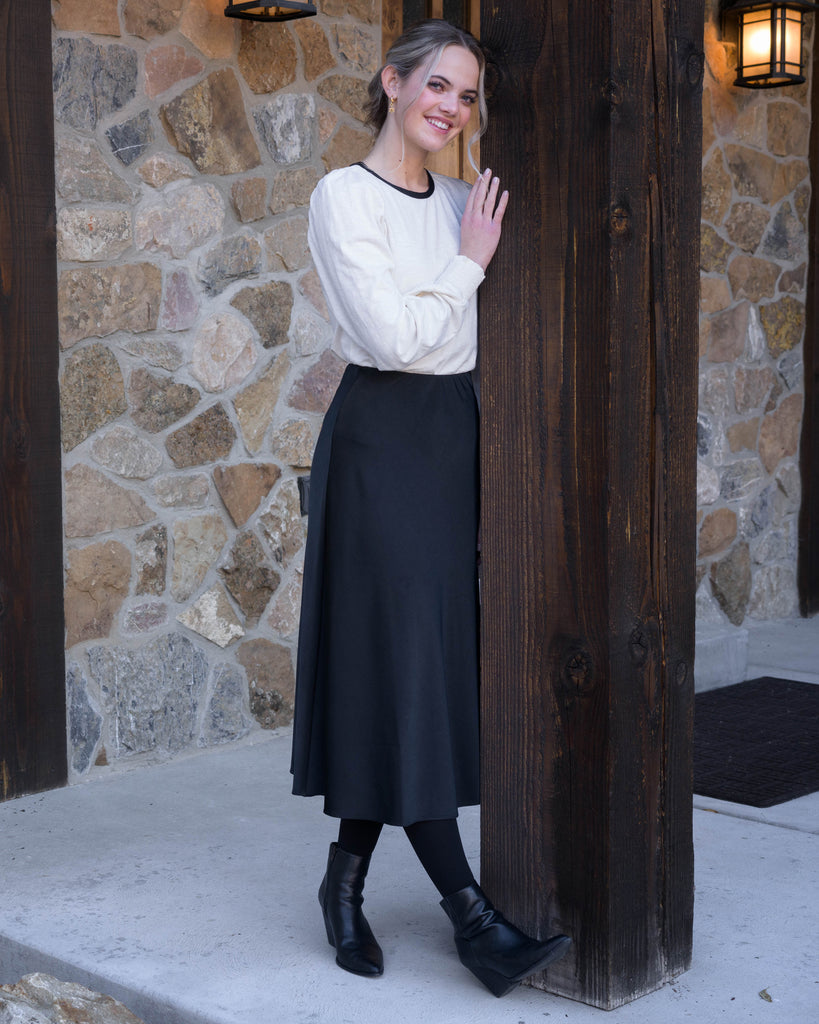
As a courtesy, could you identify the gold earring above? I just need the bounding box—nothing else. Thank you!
[388,95,396,114]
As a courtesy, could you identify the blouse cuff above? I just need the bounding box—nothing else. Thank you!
[445,254,486,298]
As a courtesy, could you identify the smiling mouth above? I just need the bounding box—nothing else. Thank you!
[425,117,452,133]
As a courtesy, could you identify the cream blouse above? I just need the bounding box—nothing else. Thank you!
[307,163,485,375]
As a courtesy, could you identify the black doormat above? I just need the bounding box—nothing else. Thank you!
[693,676,819,807]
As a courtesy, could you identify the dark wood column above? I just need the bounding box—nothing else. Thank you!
[0,0,67,799]
[478,0,701,1008]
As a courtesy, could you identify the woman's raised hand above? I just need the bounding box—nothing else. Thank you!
[459,169,509,271]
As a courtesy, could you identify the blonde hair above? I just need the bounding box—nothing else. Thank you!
[365,19,488,174]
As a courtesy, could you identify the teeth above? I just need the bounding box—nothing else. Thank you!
[427,118,450,130]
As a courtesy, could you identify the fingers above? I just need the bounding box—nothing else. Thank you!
[468,168,508,221]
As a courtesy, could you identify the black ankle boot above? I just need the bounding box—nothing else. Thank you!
[318,842,384,977]
[440,882,571,997]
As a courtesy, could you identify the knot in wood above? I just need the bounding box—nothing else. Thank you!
[564,650,593,692]
[608,204,630,237]
[686,51,705,87]
[12,419,30,462]
[601,76,623,107]
[629,628,649,667]
[675,660,688,687]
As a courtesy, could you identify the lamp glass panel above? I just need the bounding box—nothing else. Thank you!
[741,9,775,69]
[783,12,803,72]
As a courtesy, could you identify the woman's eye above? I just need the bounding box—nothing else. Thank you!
[461,95,476,105]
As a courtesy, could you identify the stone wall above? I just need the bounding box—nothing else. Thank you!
[53,0,378,778]
[697,5,811,627]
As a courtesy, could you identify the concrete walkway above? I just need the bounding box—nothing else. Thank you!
[1,617,818,1024]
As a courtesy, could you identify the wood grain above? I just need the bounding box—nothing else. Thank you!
[0,0,67,800]
[478,0,700,1007]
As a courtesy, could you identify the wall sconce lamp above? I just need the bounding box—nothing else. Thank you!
[722,1,818,88]
[224,1,317,21]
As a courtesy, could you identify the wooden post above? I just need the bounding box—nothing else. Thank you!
[478,0,701,1008]
[0,0,67,799]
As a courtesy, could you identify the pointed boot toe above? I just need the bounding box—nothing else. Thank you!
[319,843,384,977]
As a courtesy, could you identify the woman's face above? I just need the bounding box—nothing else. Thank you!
[391,45,480,155]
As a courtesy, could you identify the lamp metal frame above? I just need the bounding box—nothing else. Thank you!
[224,1,317,21]
[722,0,818,88]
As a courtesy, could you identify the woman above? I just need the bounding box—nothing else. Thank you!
[291,19,570,997]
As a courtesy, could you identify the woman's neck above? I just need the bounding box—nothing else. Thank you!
[364,128,429,193]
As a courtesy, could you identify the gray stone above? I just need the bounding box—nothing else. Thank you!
[191,313,257,392]
[720,460,764,503]
[0,973,146,1024]
[753,526,791,565]
[700,366,734,417]
[57,208,132,262]
[60,344,127,451]
[230,281,293,348]
[135,524,167,596]
[264,216,310,272]
[91,425,163,479]
[166,405,237,467]
[775,463,801,514]
[53,38,138,130]
[746,304,766,361]
[106,109,154,166]
[254,94,315,164]
[120,337,184,372]
[697,413,714,457]
[129,368,200,433]
[334,23,379,73]
[137,152,193,189]
[200,665,253,746]
[219,531,280,626]
[55,135,136,203]
[292,310,329,356]
[59,264,162,347]
[697,460,720,505]
[198,234,263,296]
[259,479,304,565]
[67,665,102,775]
[64,465,155,539]
[135,184,225,258]
[89,633,208,757]
[747,565,798,619]
[153,473,210,508]
[236,638,295,729]
[747,484,776,539]
[270,419,315,468]
[122,602,168,635]
[267,568,302,639]
[710,541,751,626]
[176,585,245,648]
[761,204,806,262]
[269,166,321,215]
[171,514,228,602]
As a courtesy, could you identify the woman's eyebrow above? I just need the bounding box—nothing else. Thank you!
[430,74,478,95]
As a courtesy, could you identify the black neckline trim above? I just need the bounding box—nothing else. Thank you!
[355,161,434,198]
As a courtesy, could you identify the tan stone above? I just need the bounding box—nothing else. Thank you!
[318,106,339,144]
[759,295,805,357]
[735,367,776,413]
[288,349,346,413]
[710,541,751,626]
[213,463,282,527]
[321,0,377,21]
[135,183,224,257]
[727,255,779,302]
[177,584,244,648]
[166,404,237,467]
[780,263,806,294]
[269,167,321,215]
[707,302,748,363]
[700,224,733,274]
[294,18,335,80]
[58,264,161,347]
[267,571,302,639]
[767,102,810,157]
[191,313,257,393]
[230,281,293,348]
[171,513,228,601]
[758,393,803,473]
[724,202,769,254]
[238,21,297,93]
[122,336,184,373]
[91,425,163,479]
[135,523,167,595]
[219,531,280,625]
[161,70,261,175]
[232,177,268,223]
[144,45,203,99]
[129,368,201,433]
[271,419,315,468]
[60,343,127,451]
[772,159,809,203]
[699,508,737,558]
[794,182,811,225]
[55,136,135,203]
[731,100,767,149]
[234,350,291,454]
[123,0,183,39]
[701,151,732,226]
[259,479,304,565]
[64,464,154,538]
[699,278,731,314]
[298,268,329,319]
[318,75,370,122]
[322,123,372,172]
[53,0,121,34]
[699,317,712,360]
[727,418,759,453]
[65,541,131,647]
[725,145,778,203]
[179,0,236,60]
[701,88,716,156]
[292,310,329,356]
[335,24,379,73]
[153,474,210,507]
[137,152,193,188]
[236,638,295,728]
[264,216,310,272]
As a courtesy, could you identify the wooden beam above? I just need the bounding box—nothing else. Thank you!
[0,0,67,800]
[478,0,701,1007]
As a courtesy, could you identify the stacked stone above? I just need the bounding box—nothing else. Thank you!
[697,10,810,627]
[54,0,379,776]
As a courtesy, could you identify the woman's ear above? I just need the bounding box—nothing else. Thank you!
[381,64,400,99]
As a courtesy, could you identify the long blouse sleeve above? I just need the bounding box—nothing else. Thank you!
[307,166,484,374]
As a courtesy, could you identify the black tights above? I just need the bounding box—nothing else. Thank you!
[337,817,474,898]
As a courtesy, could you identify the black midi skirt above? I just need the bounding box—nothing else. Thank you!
[290,364,480,826]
